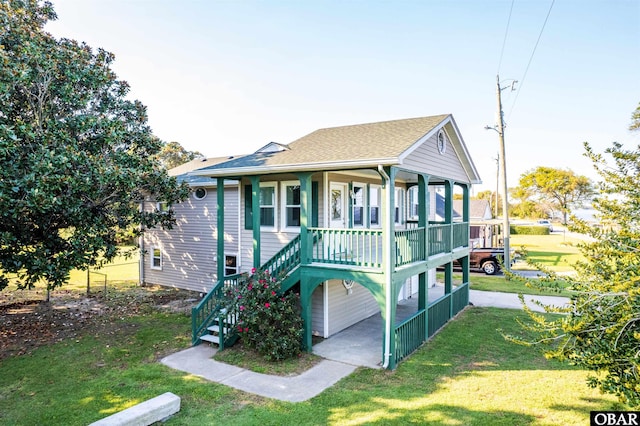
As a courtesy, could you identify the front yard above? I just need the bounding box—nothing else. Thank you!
[0,283,621,425]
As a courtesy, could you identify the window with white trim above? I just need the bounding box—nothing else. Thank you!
[395,187,405,224]
[369,185,381,227]
[259,183,277,229]
[151,247,162,270]
[225,254,238,276]
[193,187,207,200]
[281,181,301,230]
[408,186,419,221]
[351,184,366,227]
[156,202,170,213]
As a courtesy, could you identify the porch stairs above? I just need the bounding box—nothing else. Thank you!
[192,235,303,348]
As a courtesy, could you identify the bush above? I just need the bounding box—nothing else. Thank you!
[510,225,550,235]
[231,269,303,361]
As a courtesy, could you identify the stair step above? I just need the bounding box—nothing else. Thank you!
[207,324,232,334]
[200,334,220,344]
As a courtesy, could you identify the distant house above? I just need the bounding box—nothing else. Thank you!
[141,114,481,369]
[454,199,492,221]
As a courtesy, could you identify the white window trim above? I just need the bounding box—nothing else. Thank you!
[259,182,277,232]
[156,201,170,213]
[224,253,239,276]
[193,187,207,200]
[395,187,405,225]
[369,184,382,228]
[151,247,162,270]
[280,180,301,232]
[407,186,419,221]
[351,182,367,228]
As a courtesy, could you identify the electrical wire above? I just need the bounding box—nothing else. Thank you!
[506,0,555,120]
[497,0,515,75]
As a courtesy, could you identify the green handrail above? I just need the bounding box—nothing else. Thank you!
[191,273,245,345]
[261,234,301,279]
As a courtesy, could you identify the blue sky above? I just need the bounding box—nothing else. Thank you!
[46,0,640,193]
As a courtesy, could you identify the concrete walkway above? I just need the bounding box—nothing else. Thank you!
[161,289,569,402]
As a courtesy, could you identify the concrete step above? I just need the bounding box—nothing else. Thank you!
[200,334,220,344]
[207,324,232,334]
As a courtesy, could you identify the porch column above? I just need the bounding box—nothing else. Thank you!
[216,178,225,282]
[250,176,261,269]
[380,166,398,369]
[461,183,470,286]
[417,173,430,312]
[444,180,454,317]
[296,173,312,265]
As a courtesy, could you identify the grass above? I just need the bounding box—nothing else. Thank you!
[0,299,622,425]
[438,272,572,296]
[510,233,584,273]
[214,341,322,376]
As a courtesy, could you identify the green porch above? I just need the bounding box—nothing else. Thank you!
[193,167,472,370]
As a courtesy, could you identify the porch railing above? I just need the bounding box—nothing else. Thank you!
[261,234,301,279]
[308,228,383,268]
[191,273,245,345]
[452,222,469,249]
[394,309,426,363]
[428,224,451,256]
[395,227,426,267]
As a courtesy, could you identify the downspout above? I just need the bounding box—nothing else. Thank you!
[138,201,145,286]
[377,165,392,369]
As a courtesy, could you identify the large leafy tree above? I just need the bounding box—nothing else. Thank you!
[155,141,203,170]
[508,109,640,407]
[0,0,189,290]
[514,166,593,224]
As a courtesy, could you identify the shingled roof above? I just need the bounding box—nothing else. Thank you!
[191,114,480,183]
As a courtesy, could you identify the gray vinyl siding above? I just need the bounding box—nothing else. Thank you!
[238,175,325,272]
[325,280,379,337]
[402,132,469,183]
[311,284,325,337]
[142,185,239,293]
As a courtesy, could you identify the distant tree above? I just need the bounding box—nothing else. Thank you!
[630,102,640,131]
[514,167,593,224]
[0,1,189,291]
[506,106,640,407]
[155,141,203,170]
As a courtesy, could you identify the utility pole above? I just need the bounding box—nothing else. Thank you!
[494,154,499,218]
[485,74,515,272]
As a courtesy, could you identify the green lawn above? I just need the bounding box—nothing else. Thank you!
[511,233,584,273]
[0,302,621,425]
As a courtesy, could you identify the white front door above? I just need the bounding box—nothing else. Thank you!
[330,183,347,228]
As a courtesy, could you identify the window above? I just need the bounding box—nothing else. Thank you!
[193,187,207,200]
[225,254,238,276]
[259,184,276,228]
[151,247,162,270]
[351,184,366,227]
[437,129,447,155]
[156,202,170,213]
[369,185,381,227]
[395,187,405,224]
[408,186,419,220]
[244,182,282,230]
[281,181,301,229]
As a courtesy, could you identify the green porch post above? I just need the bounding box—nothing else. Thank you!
[461,183,470,288]
[297,172,313,352]
[417,173,429,340]
[444,180,454,317]
[297,173,312,265]
[217,178,225,281]
[250,176,261,269]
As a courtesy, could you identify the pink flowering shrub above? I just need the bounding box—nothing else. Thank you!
[230,268,303,361]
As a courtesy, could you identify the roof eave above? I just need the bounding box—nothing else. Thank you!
[189,157,400,177]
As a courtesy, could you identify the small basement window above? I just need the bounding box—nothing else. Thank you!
[225,254,238,276]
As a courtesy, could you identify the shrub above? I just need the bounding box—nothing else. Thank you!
[510,225,550,235]
[231,268,303,361]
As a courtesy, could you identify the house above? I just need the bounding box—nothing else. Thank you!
[454,199,492,221]
[141,114,481,369]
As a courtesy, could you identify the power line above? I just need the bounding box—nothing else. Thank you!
[497,0,515,74]
[506,0,555,120]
